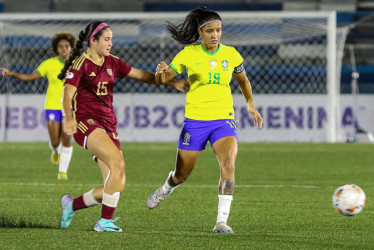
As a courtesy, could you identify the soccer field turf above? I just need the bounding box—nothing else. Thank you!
[0,142,373,249]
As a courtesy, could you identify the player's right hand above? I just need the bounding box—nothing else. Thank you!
[62,118,77,135]
[156,61,168,74]
[248,105,263,129]
[173,79,190,93]
[0,67,12,77]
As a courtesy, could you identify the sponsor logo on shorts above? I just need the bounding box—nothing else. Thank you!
[112,132,119,140]
[77,121,88,133]
[225,120,238,134]
[48,113,56,121]
[87,119,95,125]
[183,133,191,145]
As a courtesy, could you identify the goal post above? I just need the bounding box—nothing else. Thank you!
[327,11,338,143]
[0,12,344,142]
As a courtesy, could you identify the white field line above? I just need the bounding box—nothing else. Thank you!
[0,182,330,189]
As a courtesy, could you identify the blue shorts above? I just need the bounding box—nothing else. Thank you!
[44,110,63,122]
[178,118,238,151]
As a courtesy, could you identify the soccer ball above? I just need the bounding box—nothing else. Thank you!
[332,184,366,216]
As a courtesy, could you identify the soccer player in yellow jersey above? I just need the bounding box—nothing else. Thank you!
[1,32,76,180]
[147,7,263,234]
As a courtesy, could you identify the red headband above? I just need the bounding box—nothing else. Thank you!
[87,22,108,41]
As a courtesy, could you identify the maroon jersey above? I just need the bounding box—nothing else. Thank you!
[65,53,131,131]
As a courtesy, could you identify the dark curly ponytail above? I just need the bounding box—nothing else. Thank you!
[58,21,109,80]
[51,32,76,55]
[167,7,221,45]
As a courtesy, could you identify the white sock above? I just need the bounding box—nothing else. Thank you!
[49,141,60,154]
[83,189,100,207]
[59,146,73,173]
[162,171,179,195]
[216,195,233,224]
[102,192,120,208]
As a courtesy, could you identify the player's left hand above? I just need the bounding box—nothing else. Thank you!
[248,105,263,129]
[62,118,77,135]
[173,79,190,92]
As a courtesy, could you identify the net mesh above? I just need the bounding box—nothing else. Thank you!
[0,13,336,95]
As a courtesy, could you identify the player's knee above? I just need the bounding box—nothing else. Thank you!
[109,157,125,178]
[117,160,125,178]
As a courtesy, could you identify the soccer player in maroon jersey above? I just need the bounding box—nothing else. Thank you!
[58,21,189,232]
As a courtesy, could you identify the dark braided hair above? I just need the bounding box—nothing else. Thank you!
[58,21,109,80]
[167,7,222,45]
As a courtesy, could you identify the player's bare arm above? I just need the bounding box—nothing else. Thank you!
[0,68,41,81]
[127,67,156,84]
[234,70,263,129]
[128,66,189,92]
[170,79,190,93]
[155,62,178,84]
[62,84,77,135]
[154,62,190,91]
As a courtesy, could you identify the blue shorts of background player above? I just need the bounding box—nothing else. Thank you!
[44,109,63,122]
[178,118,238,151]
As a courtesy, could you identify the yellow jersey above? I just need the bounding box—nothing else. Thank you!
[36,57,65,110]
[170,43,243,120]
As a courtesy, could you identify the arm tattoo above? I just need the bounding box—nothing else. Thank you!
[219,178,235,195]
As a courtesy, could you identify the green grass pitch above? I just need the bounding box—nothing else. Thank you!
[0,142,373,249]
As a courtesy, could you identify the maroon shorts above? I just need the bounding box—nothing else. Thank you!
[73,118,121,150]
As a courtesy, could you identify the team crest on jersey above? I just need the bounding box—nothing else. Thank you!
[87,119,95,125]
[209,60,217,69]
[183,133,191,145]
[222,60,228,69]
[107,69,113,76]
[66,72,74,79]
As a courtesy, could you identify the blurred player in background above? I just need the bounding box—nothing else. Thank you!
[58,21,189,232]
[147,7,263,234]
[1,32,76,180]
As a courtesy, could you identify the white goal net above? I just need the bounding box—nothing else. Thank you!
[0,12,346,142]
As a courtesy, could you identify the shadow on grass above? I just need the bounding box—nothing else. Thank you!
[0,215,54,229]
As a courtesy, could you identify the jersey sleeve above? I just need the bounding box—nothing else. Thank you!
[116,58,132,78]
[169,49,186,74]
[64,66,83,87]
[36,59,48,77]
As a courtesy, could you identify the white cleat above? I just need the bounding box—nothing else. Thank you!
[213,222,234,234]
[147,185,169,209]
